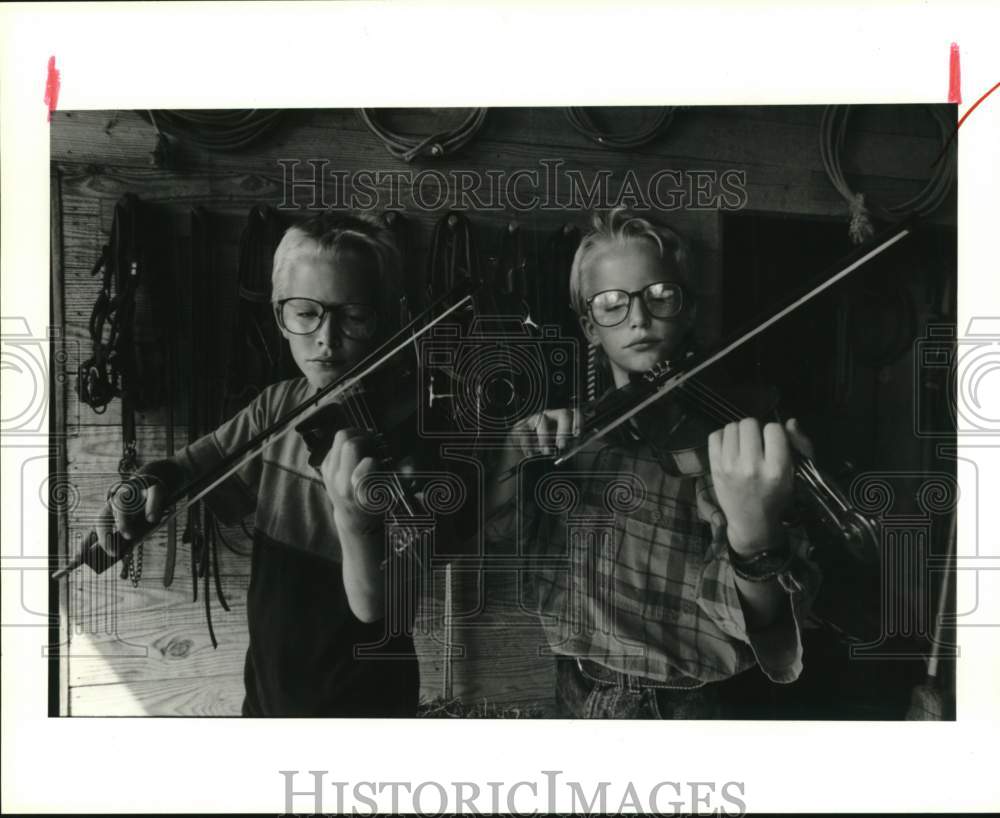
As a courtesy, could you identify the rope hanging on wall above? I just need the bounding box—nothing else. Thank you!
[565,106,677,150]
[819,105,956,244]
[357,108,488,162]
[140,109,287,154]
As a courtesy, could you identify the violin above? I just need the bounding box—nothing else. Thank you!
[53,215,913,580]
[291,333,445,557]
[571,355,881,563]
[51,280,483,580]
[545,215,918,563]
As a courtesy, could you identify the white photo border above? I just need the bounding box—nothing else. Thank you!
[2,1,998,813]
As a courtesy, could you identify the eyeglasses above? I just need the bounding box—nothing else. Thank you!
[585,281,684,327]
[276,298,378,340]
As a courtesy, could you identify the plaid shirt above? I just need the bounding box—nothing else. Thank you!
[488,416,821,687]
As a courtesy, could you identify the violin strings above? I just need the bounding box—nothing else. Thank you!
[679,384,737,424]
[575,376,745,441]
[680,380,856,535]
[682,380,859,531]
[680,380,746,426]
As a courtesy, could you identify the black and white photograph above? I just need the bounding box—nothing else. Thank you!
[46,103,959,723]
[2,2,998,815]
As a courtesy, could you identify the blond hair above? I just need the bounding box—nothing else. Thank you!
[568,207,693,316]
[271,211,402,327]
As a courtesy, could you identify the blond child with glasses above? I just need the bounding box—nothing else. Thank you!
[489,208,822,718]
[98,212,424,717]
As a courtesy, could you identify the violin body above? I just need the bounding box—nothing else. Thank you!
[294,285,541,466]
[577,357,881,567]
[292,284,541,550]
[294,351,422,470]
[58,208,904,585]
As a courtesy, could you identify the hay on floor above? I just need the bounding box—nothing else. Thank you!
[417,696,545,718]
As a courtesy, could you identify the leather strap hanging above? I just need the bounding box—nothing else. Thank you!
[544,223,580,332]
[78,194,170,415]
[426,211,481,300]
[77,194,173,586]
[383,210,416,325]
[224,205,289,414]
[496,221,529,303]
[545,223,586,403]
[184,207,232,647]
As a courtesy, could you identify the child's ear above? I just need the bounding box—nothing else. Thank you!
[579,313,601,348]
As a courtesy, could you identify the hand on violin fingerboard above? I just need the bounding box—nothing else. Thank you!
[319,427,384,536]
[707,418,814,556]
[509,408,580,458]
[485,409,580,517]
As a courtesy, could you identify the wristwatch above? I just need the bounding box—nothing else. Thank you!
[727,536,794,583]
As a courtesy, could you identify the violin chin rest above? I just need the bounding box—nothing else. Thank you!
[295,405,344,468]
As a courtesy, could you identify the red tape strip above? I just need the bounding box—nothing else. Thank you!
[44,55,60,122]
[948,42,962,104]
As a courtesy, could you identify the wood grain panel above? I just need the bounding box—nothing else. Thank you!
[52,107,951,184]
[68,615,249,687]
[53,150,946,230]
[70,672,245,716]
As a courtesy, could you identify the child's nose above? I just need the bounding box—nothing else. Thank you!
[627,296,652,328]
[316,312,342,347]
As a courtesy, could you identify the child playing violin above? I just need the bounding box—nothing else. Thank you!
[97,211,423,717]
[488,208,821,718]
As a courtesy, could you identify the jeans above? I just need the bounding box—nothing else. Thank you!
[554,656,726,719]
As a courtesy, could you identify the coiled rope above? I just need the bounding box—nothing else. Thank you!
[820,105,955,244]
[357,108,488,162]
[141,109,286,153]
[565,106,677,150]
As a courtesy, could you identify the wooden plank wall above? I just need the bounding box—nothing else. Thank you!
[52,105,955,716]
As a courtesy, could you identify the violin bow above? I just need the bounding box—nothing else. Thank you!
[52,280,477,580]
[555,215,917,465]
